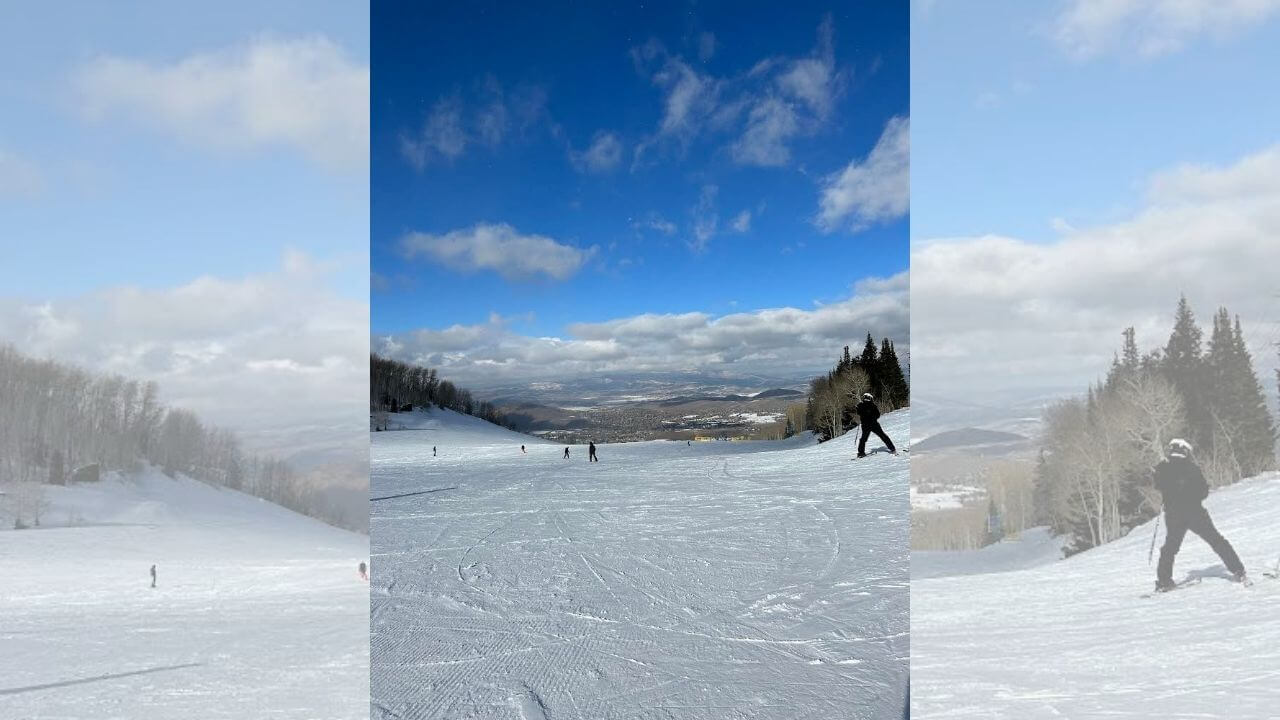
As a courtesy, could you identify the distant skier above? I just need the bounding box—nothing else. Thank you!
[433,446,437,457]
[564,447,570,459]
[149,564,157,588]
[358,561,368,581]
[521,445,526,454]
[588,442,598,462]
[855,392,896,458]
[1153,438,1248,592]
[687,440,691,447]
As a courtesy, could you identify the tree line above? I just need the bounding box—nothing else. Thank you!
[0,344,362,532]
[370,354,511,430]
[802,334,910,441]
[1034,297,1276,555]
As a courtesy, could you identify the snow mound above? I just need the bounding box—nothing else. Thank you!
[913,471,1280,718]
[371,406,910,718]
[0,465,369,719]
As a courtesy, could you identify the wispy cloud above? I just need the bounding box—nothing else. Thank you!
[400,223,598,282]
[632,15,845,169]
[1053,0,1280,59]
[400,78,551,169]
[816,116,909,232]
[569,130,624,173]
[74,36,369,172]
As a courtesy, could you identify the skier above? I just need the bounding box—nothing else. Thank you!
[588,442,598,462]
[855,392,896,458]
[149,564,157,588]
[563,447,570,459]
[1153,438,1248,591]
[433,446,437,457]
[521,444,526,454]
[358,561,368,581]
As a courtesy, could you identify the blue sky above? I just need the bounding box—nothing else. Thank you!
[371,0,909,386]
[912,0,1280,242]
[0,2,369,458]
[0,1,368,300]
[911,0,1280,408]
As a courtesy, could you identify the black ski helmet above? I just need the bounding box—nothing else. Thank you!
[863,392,874,401]
[1168,438,1192,457]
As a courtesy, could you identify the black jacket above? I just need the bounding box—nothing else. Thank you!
[855,400,881,426]
[1154,455,1209,515]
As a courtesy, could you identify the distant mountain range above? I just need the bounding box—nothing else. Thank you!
[912,427,1029,453]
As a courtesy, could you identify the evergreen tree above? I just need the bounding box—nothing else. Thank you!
[1206,310,1276,478]
[878,338,909,409]
[1162,296,1210,450]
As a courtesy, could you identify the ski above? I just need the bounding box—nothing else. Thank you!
[1140,577,1202,598]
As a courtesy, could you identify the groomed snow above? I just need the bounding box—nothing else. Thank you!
[0,468,369,719]
[371,407,909,719]
[912,472,1280,718]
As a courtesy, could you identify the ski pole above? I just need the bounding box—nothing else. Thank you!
[1147,513,1161,566]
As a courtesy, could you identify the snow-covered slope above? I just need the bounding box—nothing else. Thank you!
[912,472,1280,718]
[0,467,369,720]
[371,407,909,719]
[911,527,1066,580]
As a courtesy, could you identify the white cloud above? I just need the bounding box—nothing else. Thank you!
[730,96,800,167]
[570,131,624,173]
[633,15,843,169]
[74,36,369,172]
[0,250,368,458]
[698,32,717,62]
[1054,0,1280,59]
[0,147,44,197]
[632,214,677,235]
[730,210,752,233]
[400,223,598,282]
[401,95,467,168]
[913,143,1280,399]
[400,79,550,170]
[817,116,910,232]
[374,272,910,387]
[690,184,719,252]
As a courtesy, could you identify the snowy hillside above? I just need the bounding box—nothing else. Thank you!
[371,407,909,719]
[912,472,1280,718]
[0,468,369,719]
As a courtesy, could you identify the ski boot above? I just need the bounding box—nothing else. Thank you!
[1154,579,1177,593]
[1232,571,1253,587]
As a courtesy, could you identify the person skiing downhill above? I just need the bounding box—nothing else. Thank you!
[433,446,437,457]
[1153,438,1248,591]
[149,564,157,588]
[855,392,896,457]
[520,445,526,454]
[563,447,570,459]
[588,442,598,462]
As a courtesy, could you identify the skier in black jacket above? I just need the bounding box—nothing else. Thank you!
[1153,438,1247,591]
[855,392,896,457]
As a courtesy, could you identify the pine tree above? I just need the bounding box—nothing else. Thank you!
[1162,296,1210,450]
[879,338,909,409]
[1213,313,1277,478]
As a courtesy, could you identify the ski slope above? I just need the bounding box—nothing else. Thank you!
[371,408,909,719]
[0,468,369,720]
[912,472,1280,718]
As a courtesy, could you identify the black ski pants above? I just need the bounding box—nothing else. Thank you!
[1157,506,1244,584]
[858,421,896,455]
